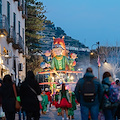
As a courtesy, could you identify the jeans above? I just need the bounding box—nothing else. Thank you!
[80,104,99,120]
[18,110,26,120]
[103,108,117,120]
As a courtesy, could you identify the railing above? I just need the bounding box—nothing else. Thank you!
[12,33,19,49]
[0,15,9,35]
[17,33,24,53]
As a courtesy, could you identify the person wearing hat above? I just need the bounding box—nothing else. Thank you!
[45,88,51,112]
[51,38,70,71]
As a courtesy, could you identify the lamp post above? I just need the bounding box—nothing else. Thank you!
[91,42,100,79]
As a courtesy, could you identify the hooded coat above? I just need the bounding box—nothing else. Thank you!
[20,77,41,112]
[75,72,103,108]
[102,77,118,109]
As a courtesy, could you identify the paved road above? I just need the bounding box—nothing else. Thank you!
[15,105,81,120]
[40,105,81,120]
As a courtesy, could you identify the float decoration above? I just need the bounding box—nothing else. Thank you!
[39,36,82,93]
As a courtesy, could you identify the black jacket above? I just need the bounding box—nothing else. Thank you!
[20,79,41,112]
[0,82,16,112]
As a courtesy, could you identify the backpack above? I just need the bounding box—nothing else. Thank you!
[108,84,119,103]
[82,77,96,102]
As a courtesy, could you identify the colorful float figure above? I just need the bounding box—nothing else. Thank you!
[39,36,82,93]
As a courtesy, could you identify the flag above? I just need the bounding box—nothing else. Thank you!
[97,56,101,67]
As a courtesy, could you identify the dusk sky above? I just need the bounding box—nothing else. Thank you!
[40,0,120,49]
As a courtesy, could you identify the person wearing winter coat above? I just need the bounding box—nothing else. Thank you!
[0,74,16,120]
[114,79,120,119]
[75,67,103,120]
[102,72,118,120]
[20,71,41,120]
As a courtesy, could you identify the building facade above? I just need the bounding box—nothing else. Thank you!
[0,0,27,83]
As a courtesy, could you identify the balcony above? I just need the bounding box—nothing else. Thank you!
[18,0,23,11]
[17,33,24,53]
[12,33,19,49]
[0,15,9,36]
[7,26,16,43]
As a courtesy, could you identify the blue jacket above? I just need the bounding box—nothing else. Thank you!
[75,72,103,108]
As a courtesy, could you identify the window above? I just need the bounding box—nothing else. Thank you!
[7,1,10,35]
[7,2,10,26]
[22,28,24,41]
[13,13,16,31]
[22,28,24,47]
[0,0,2,15]
[18,21,20,34]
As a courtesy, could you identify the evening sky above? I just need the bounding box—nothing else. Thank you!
[40,0,120,49]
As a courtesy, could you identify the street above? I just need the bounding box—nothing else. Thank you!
[40,105,81,120]
[15,105,81,120]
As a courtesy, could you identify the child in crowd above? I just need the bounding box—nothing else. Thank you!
[55,91,62,116]
[41,90,48,114]
[68,91,76,119]
[58,83,72,120]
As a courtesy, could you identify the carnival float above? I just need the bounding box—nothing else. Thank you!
[39,36,82,93]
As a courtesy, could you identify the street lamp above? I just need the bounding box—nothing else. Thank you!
[90,42,100,79]
[91,42,108,80]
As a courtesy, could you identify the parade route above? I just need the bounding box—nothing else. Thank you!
[40,105,81,120]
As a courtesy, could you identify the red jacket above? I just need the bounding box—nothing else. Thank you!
[45,91,51,102]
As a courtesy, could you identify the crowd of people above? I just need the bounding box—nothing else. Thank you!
[0,68,120,120]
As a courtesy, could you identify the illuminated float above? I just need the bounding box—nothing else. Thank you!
[39,36,82,93]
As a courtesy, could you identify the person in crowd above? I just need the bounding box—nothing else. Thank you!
[55,91,62,116]
[0,78,5,119]
[41,90,48,114]
[0,74,16,120]
[17,79,26,120]
[114,79,120,120]
[102,72,118,120]
[115,79,120,119]
[68,91,76,119]
[45,88,51,112]
[75,67,103,120]
[20,71,41,120]
[58,83,72,120]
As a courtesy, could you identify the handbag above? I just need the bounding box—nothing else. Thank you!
[28,85,43,102]
[13,84,21,111]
